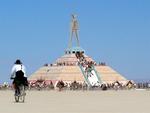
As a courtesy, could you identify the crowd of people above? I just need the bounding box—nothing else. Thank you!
[43,53,107,67]
[75,52,101,86]
[1,80,150,91]
[28,80,54,90]
[75,52,95,78]
[0,59,149,92]
[44,62,106,67]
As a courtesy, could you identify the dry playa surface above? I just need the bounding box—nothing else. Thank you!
[0,90,150,113]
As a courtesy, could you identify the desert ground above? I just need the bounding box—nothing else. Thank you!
[0,90,150,113]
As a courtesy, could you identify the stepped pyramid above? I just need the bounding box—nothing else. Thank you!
[29,15,127,84]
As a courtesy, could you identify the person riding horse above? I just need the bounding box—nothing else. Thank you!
[10,59,28,95]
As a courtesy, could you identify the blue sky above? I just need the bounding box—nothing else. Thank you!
[0,0,150,83]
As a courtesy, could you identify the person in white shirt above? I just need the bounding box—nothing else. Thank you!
[10,59,28,95]
[11,60,27,79]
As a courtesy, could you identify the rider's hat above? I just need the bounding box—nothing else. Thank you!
[15,59,22,64]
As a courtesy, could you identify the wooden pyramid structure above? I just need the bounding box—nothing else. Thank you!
[29,14,127,84]
[29,48,127,84]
